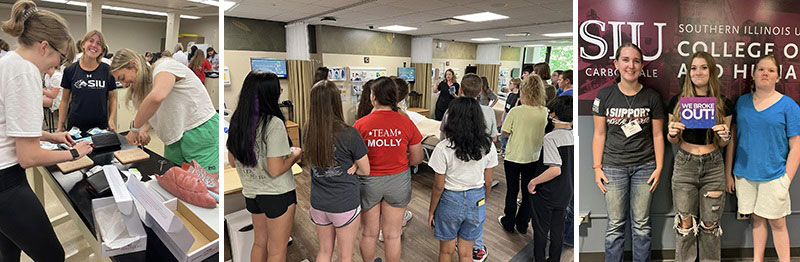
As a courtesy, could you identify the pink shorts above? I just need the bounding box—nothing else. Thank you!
[310,206,361,228]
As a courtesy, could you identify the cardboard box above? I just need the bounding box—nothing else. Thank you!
[90,165,147,257]
[126,178,219,262]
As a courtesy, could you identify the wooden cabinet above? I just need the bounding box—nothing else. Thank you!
[286,120,300,147]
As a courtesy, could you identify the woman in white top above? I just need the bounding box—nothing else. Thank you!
[42,65,63,110]
[110,48,219,174]
[0,1,93,260]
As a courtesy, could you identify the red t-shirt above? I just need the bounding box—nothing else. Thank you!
[354,110,423,176]
[191,60,212,83]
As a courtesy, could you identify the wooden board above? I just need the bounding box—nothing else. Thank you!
[408,107,430,117]
[57,156,94,173]
[113,148,150,164]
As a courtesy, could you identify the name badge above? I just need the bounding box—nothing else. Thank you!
[622,120,642,137]
[476,199,485,207]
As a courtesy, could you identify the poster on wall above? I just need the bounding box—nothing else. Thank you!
[578,0,800,114]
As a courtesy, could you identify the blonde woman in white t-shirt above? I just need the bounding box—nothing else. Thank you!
[110,48,219,174]
[0,1,93,261]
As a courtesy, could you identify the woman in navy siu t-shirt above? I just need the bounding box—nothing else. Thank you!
[57,31,117,133]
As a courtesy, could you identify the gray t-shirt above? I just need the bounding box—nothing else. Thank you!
[478,91,497,106]
[235,117,294,198]
[310,127,368,213]
[592,84,664,167]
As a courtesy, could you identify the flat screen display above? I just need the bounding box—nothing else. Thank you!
[250,58,287,78]
[397,67,415,82]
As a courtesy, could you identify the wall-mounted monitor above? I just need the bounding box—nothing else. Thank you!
[397,67,415,82]
[250,58,287,78]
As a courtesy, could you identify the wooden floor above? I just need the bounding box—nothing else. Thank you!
[281,154,574,262]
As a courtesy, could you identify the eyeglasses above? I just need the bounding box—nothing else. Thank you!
[47,42,67,65]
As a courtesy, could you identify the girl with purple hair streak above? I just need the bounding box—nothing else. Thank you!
[226,70,303,262]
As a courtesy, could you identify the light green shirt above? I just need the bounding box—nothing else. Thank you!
[235,117,294,198]
[502,105,548,163]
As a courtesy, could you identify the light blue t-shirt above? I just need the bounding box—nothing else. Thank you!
[733,93,800,182]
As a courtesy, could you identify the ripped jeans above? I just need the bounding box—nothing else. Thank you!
[671,148,725,262]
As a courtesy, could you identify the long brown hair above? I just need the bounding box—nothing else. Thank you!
[2,0,74,61]
[189,51,206,71]
[356,79,375,119]
[671,51,726,145]
[111,48,152,106]
[303,80,348,168]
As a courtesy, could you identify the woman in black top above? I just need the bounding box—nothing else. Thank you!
[434,69,459,121]
[57,30,116,133]
[666,51,732,261]
[591,43,665,262]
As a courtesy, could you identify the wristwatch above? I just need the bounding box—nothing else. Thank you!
[69,148,79,160]
[129,121,140,133]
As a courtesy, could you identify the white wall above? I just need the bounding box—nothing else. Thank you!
[322,53,410,124]
[224,50,290,112]
[181,16,220,50]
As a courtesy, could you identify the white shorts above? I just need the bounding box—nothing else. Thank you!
[735,174,792,219]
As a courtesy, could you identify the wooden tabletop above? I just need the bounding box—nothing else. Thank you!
[408,107,429,113]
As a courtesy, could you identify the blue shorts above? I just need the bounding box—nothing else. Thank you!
[434,187,486,241]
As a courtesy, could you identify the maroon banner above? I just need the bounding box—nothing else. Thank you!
[578,0,800,114]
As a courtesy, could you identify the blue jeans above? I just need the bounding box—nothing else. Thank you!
[603,161,656,262]
[499,135,509,154]
[564,197,574,246]
[434,187,486,241]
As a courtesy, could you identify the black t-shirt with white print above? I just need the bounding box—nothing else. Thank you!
[592,84,664,167]
[60,62,117,132]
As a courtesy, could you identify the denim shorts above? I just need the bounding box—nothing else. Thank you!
[434,187,486,241]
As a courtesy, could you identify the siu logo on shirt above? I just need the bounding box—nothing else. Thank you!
[73,78,106,90]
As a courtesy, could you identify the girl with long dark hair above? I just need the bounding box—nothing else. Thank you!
[304,80,370,262]
[226,71,302,262]
[355,76,423,262]
[428,97,496,262]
